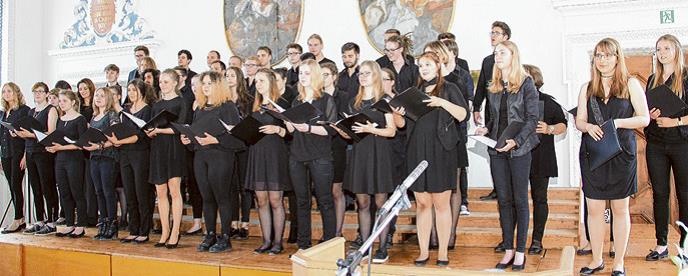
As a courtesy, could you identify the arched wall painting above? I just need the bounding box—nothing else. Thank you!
[224,0,303,66]
[359,0,455,57]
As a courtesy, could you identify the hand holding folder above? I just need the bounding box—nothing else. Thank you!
[33,129,71,147]
[75,128,109,149]
[228,116,266,145]
[263,100,322,124]
[122,110,178,131]
[102,123,139,140]
[388,87,433,121]
[321,113,374,143]
[646,84,688,117]
[170,114,226,145]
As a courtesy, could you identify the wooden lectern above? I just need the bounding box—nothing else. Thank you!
[290,237,575,275]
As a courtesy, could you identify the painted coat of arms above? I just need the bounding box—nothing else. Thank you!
[60,0,155,49]
[359,0,455,56]
[224,0,302,65]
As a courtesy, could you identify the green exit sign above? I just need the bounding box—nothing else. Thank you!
[661,10,675,24]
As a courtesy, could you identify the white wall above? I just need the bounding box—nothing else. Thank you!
[2,0,687,196]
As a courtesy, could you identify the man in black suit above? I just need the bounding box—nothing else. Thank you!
[177,49,196,88]
[127,45,149,84]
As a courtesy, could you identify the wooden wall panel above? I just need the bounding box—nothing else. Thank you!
[111,255,219,276]
[23,246,110,276]
[0,243,22,276]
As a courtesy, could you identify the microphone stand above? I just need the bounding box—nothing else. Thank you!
[336,160,427,276]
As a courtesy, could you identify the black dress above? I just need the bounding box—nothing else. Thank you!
[580,96,637,200]
[331,89,355,183]
[343,99,394,194]
[245,110,291,191]
[406,82,467,193]
[148,97,188,184]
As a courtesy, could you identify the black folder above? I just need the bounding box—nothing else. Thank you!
[495,121,525,149]
[0,121,16,132]
[372,98,393,114]
[229,116,265,145]
[646,84,688,116]
[264,102,322,124]
[33,129,71,146]
[74,128,108,147]
[324,113,373,143]
[567,107,578,116]
[388,87,433,121]
[17,116,44,132]
[102,123,139,140]
[170,114,227,141]
[123,110,178,130]
[584,119,622,170]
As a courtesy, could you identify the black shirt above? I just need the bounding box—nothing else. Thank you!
[530,92,567,177]
[180,85,195,124]
[496,88,509,139]
[337,66,360,96]
[0,105,30,158]
[277,85,298,110]
[25,105,56,153]
[377,55,419,94]
[473,54,495,111]
[121,105,151,151]
[644,73,688,144]
[55,115,88,161]
[80,104,94,122]
[287,67,299,87]
[289,93,337,161]
[456,57,470,72]
[191,102,244,152]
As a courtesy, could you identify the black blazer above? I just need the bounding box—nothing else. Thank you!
[0,105,30,158]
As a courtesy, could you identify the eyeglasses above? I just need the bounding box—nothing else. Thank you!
[357,71,372,78]
[287,52,301,56]
[594,53,616,60]
[489,31,504,37]
[32,90,47,94]
[383,46,401,53]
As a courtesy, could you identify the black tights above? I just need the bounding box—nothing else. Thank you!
[255,191,285,247]
[356,193,388,249]
[195,150,234,235]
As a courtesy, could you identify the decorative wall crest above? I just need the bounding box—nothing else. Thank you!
[59,0,155,49]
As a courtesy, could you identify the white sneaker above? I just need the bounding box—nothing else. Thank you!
[460,205,470,216]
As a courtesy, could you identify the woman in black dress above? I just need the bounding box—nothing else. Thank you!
[393,52,468,266]
[247,68,291,255]
[334,60,396,263]
[226,66,254,238]
[0,82,30,234]
[108,79,154,244]
[644,34,688,261]
[147,69,189,249]
[286,59,338,250]
[522,64,568,255]
[575,38,649,276]
[77,78,99,227]
[15,82,59,235]
[181,71,243,253]
[46,90,89,238]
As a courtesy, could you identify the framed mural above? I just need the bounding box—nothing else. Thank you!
[224,0,303,66]
[359,0,455,56]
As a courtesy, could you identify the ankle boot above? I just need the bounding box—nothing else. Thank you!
[94,220,107,240]
[209,234,231,253]
[101,220,119,240]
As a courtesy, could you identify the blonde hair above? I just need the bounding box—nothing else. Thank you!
[92,87,116,117]
[297,59,324,101]
[1,82,26,111]
[194,71,231,108]
[587,38,630,99]
[354,61,384,110]
[252,68,280,112]
[424,40,451,65]
[58,89,81,113]
[489,41,528,94]
[651,34,685,97]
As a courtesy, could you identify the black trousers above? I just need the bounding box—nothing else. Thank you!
[646,141,688,246]
[26,152,58,222]
[90,156,117,221]
[2,155,25,220]
[195,149,234,235]
[529,176,549,243]
[184,150,202,219]
[289,157,336,247]
[230,150,252,223]
[55,158,86,227]
[459,167,468,206]
[84,160,99,225]
[490,152,531,252]
[120,149,152,236]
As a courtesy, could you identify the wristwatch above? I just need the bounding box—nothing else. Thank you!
[547,125,555,135]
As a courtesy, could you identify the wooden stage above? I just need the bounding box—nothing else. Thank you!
[0,223,679,276]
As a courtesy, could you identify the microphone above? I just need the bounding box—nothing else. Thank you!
[378,160,428,215]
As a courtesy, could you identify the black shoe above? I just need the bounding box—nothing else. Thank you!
[229,228,239,239]
[134,236,149,244]
[185,227,202,236]
[34,224,57,236]
[579,263,604,275]
[56,228,75,237]
[268,243,284,255]
[101,220,118,240]
[197,233,217,252]
[69,228,85,238]
[209,234,231,253]
[494,242,506,253]
[349,235,363,250]
[155,235,170,247]
[120,236,137,243]
[372,248,389,264]
[512,256,526,271]
[528,240,543,255]
[577,248,592,256]
[611,268,625,276]
[237,228,249,240]
[93,221,107,240]
[479,190,497,201]
[436,259,449,266]
[254,243,272,254]
[414,257,429,267]
[495,257,514,270]
[645,248,668,261]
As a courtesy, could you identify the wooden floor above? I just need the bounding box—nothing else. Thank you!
[0,223,679,275]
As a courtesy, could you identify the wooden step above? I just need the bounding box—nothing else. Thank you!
[467,187,580,201]
[248,209,415,225]
[457,212,578,230]
[466,198,580,214]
